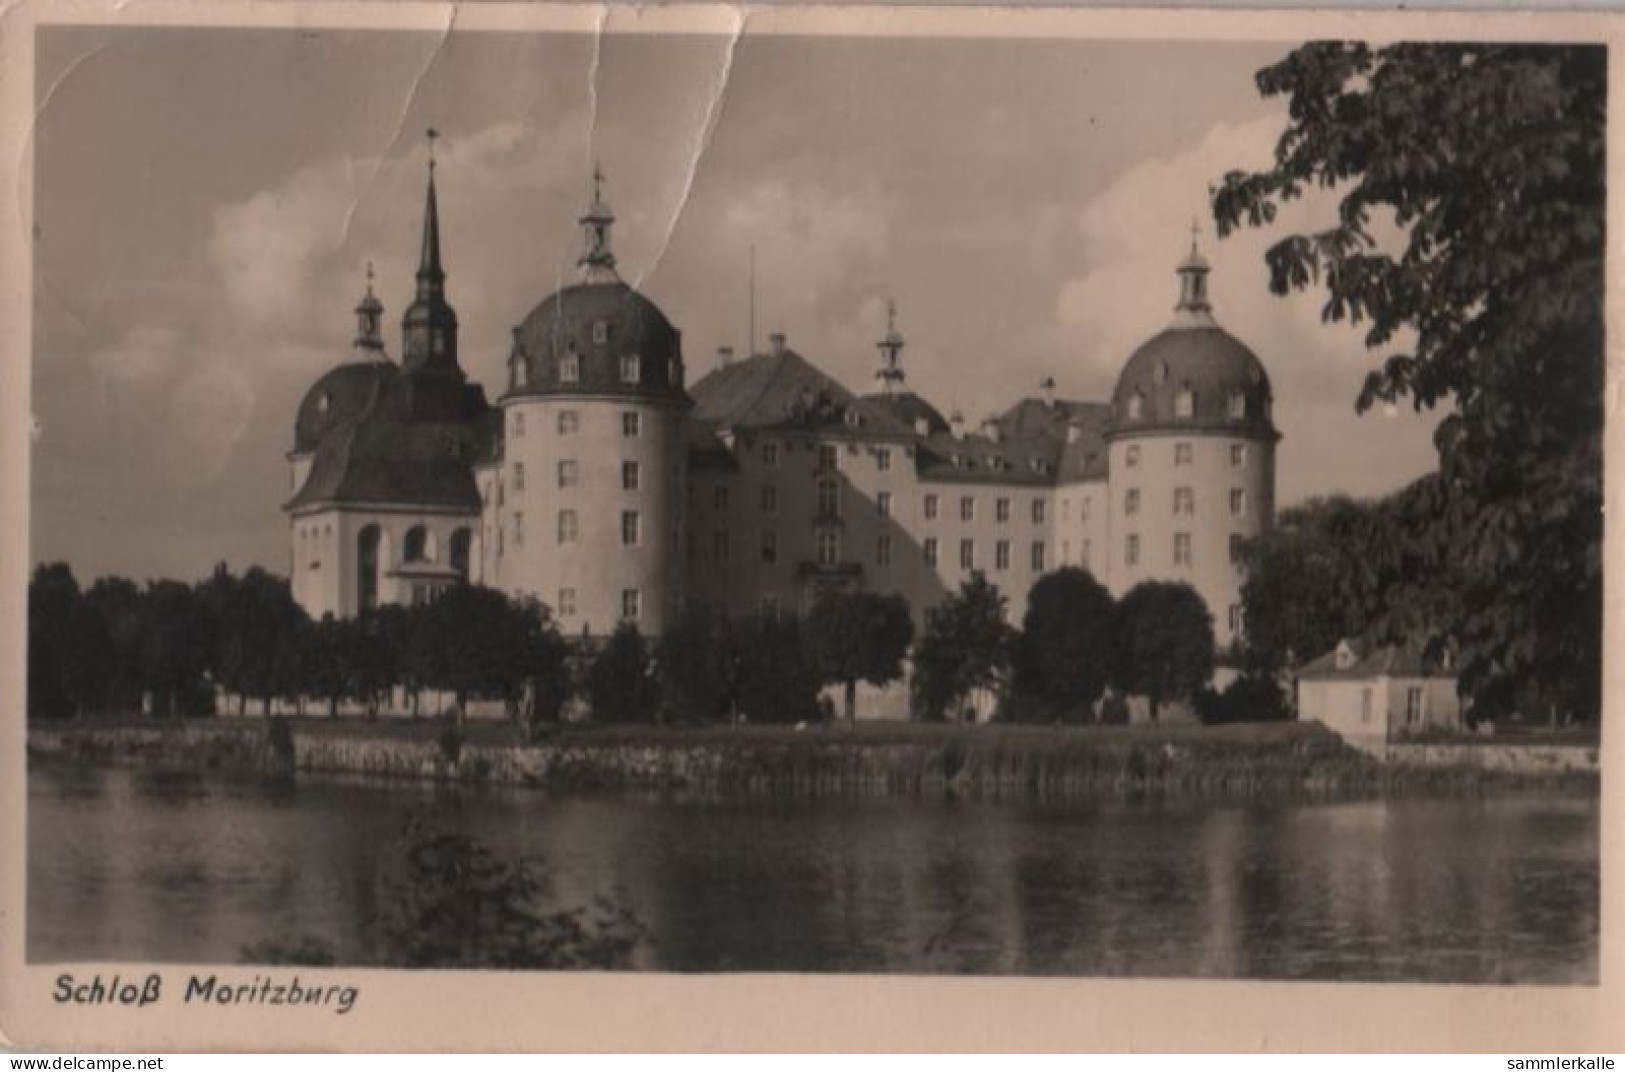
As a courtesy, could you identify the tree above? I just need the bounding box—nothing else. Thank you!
[806,590,914,726]
[655,601,735,723]
[1112,582,1215,722]
[199,565,306,716]
[1009,567,1116,723]
[416,585,566,726]
[136,579,214,717]
[909,572,1015,722]
[1213,43,1604,722]
[732,611,823,725]
[586,621,658,723]
[84,576,145,714]
[27,563,81,720]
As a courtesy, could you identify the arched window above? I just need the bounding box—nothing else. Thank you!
[357,525,381,612]
[449,528,472,581]
[403,525,429,563]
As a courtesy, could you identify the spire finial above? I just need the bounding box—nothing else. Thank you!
[578,165,618,280]
[354,259,385,356]
[427,127,439,173]
[1189,216,1201,256]
[365,259,375,296]
[875,296,907,394]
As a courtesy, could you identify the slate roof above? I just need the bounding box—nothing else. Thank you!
[286,366,490,514]
[915,397,1111,486]
[1297,638,1453,681]
[688,349,916,440]
[1111,325,1276,439]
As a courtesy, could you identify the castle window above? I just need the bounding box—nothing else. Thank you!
[1174,532,1192,566]
[450,529,472,581]
[1125,489,1140,516]
[557,510,578,544]
[620,354,640,384]
[1031,540,1047,572]
[1230,534,1246,566]
[1082,539,1092,569]
[512,513,524,548]
[621,588,641,622]
[557,460,578,488]
[715,485,730,510]
[762,441,779,466]
[1174,487,1194,515]
[995,540,1010,571]
[623,411,641,438]
[357,525,381,612]
[1061,499,1071,521]
[593,320,609,345]
[761,530,778,564]
[1128,393,1143,420]
[960,496,975,522]
[877,448,892,472]
[1081,498,1091,522]
[924,493,939,520]
[877,534,892,567]
[1229,391,1246,419]
[762,486,778,514]
[817,478,841,519]
[996,497,1010,523]
[959,539,975,570]
[512,412,525,437]
[818,443,839,472]
[1126,533,1140,567]
[621,510,641,547]
[622,461,641,491]
[513,463,526,492]
[877,491,892,518]
[1175,387,1195,418]
[558,410,579,435]
[403,525,429,563]
[1126,444,1140,468]
[1031,499,1046,524]
[817,530,841,566]
[1231,443,1246,467]
[924,538,939,567]
[1175,442,1193,466]
[558,588,577,618]
[560,351,580,383]
[1230,488,1246,517]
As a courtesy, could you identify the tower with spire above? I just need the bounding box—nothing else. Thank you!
[577,164,618,282]
[875,300,906,394]
[400,129,462,379]
[1172,219,1216,328]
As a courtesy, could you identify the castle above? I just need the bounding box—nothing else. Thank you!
[285,155,1278,662]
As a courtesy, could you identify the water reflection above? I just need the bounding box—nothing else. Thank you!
[28,763,1598,983]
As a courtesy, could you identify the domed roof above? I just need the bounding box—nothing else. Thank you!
[1110,326,1274,436]
[292,361,397,454]
[1108,244,1276,439]
[506,281,685,403]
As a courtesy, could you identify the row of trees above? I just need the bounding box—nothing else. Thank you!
[30,560,1234,728]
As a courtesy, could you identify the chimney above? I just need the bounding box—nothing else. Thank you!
[769,332,787,357]
[716,345,735,369]
[1041,376,1057,408]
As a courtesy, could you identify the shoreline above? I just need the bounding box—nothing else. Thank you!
[25,719,1600,800]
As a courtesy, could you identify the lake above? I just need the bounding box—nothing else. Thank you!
[27,762,1599,983]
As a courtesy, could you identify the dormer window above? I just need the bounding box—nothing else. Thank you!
[592,320,609,345]
[1335,639,1359,670]
[560,350,581,384]
[1228,391,1246,418]
[513,360,528,389]
[620,354,641,384]
[316,392,331,415]
[1128,393,1144,421]
[1175,386,1195,418]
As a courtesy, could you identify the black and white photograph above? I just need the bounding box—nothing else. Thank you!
[2,1,1616,1052]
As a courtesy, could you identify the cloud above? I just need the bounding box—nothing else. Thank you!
[88,325,185,383]
[165,360,257,482]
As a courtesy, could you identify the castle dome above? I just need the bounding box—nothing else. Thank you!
[292,360,397,454]
[507,281,685,403]
[1108,239,1275,438]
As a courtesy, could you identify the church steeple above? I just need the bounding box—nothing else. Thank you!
[875,299,906,394]
[1172,218,1217,328]
[578,164,618,281]
[401,129,461,378]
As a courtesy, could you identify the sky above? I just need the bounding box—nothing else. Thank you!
[30,25,1445,584]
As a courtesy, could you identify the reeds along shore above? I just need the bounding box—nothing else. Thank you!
[24,719,1599,799]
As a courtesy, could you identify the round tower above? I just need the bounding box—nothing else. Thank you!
[1104,230,1279,652]
[492,167,689,638]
